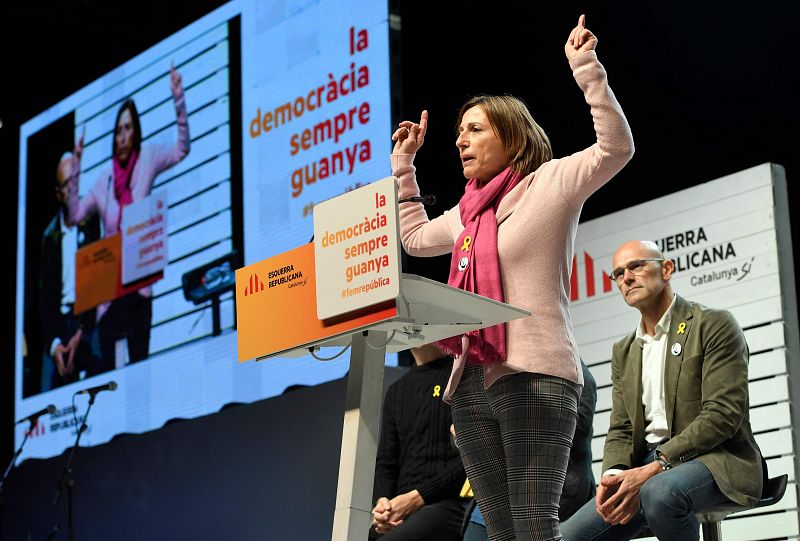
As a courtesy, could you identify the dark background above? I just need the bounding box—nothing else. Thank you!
[2,0,798,538]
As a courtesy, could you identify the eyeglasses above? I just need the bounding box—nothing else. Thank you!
[609,258,665,282]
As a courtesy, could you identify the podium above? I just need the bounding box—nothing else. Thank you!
[236,178,529,541]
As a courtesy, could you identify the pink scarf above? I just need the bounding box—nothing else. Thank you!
[113,149,140,232]
[437,167,522,364]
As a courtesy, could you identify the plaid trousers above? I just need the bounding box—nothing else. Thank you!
[451,363,580,541]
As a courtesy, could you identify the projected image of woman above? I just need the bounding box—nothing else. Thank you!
[69,63,190,367]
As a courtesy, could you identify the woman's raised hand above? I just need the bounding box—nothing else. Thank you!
[73,126,85,163]
[565,14,597,61]
[392,110,428,155]
[170,62,183,99]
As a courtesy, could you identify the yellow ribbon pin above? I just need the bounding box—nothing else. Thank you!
[432,385,441,397]
[676,322,686,334]
[461,236,472,252]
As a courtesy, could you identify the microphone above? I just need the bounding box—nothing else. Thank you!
[398,194,437,205]
[16,404,57,425]
[76,381,118,396]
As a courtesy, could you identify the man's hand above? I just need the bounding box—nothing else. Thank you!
[65,328,83,376]
[597,462,662,525]
[371,490,425,534]
[54,344,70,377]
[372,496,401,534]
[388,490,424,522]
[595,474,621,521]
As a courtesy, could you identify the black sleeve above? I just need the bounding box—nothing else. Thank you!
[416,451,465,504]
[373,383,400,500]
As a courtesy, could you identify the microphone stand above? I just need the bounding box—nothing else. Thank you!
[51,393,98,541]
[0,420,38,541]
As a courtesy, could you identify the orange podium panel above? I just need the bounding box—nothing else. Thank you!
[235,243,397,361]
[74,233,162,314]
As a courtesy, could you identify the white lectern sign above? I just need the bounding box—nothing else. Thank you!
[120,189,168,285]
[313,177,401,320]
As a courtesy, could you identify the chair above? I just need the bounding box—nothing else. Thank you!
[697,473,788,541]
[635,458,788,541]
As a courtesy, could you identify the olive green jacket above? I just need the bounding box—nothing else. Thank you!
[602,295,763,506]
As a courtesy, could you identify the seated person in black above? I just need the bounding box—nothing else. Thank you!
[370,343,466,540]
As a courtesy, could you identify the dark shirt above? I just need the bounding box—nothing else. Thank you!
[559,360,598,521]
[373,356,465,503]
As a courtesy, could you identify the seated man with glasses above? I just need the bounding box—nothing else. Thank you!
[560,240,763,541]
[39,151,102,390]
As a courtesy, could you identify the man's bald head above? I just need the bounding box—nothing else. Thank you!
[55,152,75,207]
[613,240,664,262]
[612,239,674,313]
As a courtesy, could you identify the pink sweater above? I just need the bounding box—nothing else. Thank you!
[393,51,634,398]
[70,93,190,237]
